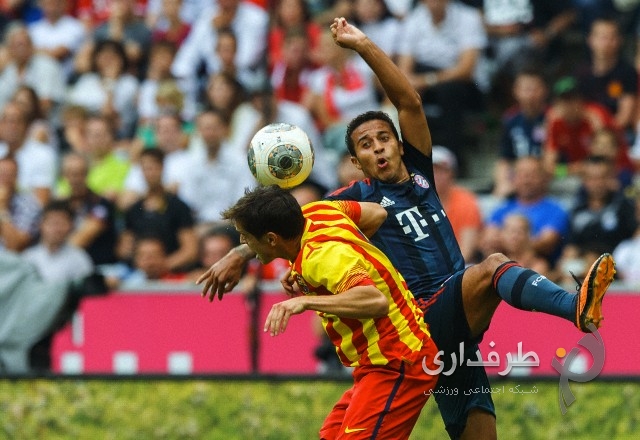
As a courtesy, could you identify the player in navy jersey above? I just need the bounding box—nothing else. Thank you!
[198,18,616,440]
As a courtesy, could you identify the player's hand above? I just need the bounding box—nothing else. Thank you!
[196,250,245,301]
[280,268,300,297]
[264,297,306,336]
[330,17,366,50]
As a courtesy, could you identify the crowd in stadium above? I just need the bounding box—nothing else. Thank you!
[2,0,640,293]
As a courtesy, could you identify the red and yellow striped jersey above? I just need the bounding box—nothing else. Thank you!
[292,201,430,367]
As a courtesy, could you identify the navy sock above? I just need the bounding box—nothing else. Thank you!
[492,262,577,322]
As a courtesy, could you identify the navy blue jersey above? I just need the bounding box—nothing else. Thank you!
[326,142,465,298]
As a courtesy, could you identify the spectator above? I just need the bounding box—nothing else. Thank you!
[171,0,269,103]
[145,0,209,28]
[213,27,265,92]
[576,15,638,135]
[22,200,94,282]
[150,0,192,47]
[91,0,152,78]
[119,148,198,271]
[0,22,65,117]
[27,0,86,78]
[187,223,240,281]
[268,0,321,71]
[483,156,570,263]
[0,101,57,206]
[543,75,623,178]
[58,104,89,155]
[588,127,634,188]
[179,108,255,227]
[335,150,365,189]
[500,213,552,278]
[352,0,400,63]
[562,156,636,258]
[66,39,140,139]
[137,41,180,126]
[0,156,41,252]
[11,85,56,147]
[396,0,487,164]
[493,67,549,198]
[58,152,119,266]
[612,182,640,285]
[122,235,188,287]
[270,28,315,105]
[82,115,131,202]
[204,71,247,146]
[432,145,482,264]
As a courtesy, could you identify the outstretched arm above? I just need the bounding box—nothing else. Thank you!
[330,17,431,156]
[197,244,255,301]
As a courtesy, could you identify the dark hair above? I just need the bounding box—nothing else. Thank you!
[42,200,74,220]
[222,185,305,240]
[345,110,400,156]
[140,147,165,165]
[91,39,129,74]
[13,85,43,122]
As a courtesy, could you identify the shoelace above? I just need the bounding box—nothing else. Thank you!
[569,270,583,292]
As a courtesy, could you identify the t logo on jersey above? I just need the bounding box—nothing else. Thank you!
[396,207,430,241]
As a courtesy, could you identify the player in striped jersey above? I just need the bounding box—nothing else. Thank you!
[199,17,615,440]
[220,185,439,439]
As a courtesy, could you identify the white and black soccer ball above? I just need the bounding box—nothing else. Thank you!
[247,122,314,189]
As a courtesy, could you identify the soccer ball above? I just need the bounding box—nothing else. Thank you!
[247,122,314,189]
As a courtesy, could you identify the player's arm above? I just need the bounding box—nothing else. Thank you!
[197,244,256,301]
[332,200,387,237]
[264,285,389,336]
[331,17,431,156]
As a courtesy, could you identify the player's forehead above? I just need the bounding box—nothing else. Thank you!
[352,119,393,143]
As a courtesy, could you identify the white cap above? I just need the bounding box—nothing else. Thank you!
[431,145,457,171]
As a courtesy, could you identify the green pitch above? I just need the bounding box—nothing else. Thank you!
[0,379,638,439]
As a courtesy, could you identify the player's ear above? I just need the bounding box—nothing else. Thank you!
[350,156,362,170]
[266,232,278,246]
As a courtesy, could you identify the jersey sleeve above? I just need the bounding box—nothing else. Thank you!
[402,140,435,186]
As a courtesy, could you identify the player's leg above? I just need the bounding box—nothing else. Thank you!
[319,387,354,440]
[420,272,497,440]
[462,252,616,337]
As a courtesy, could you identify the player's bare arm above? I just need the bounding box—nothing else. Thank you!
[264,285,389,336]
[196,244,256,301]
[331,17,431,156]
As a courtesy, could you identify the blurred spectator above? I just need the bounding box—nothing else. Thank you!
[335,150,365,189]
[481,0,576,108]
[82,115,131,202]
[11,85,56,147]
[58,152,119,266]
[500,213,551,277]
[305,0,351,27]
[27,0,86,78]
[543,75,623,178]
[562,155,636,258]
[396,0,487,166]
[575,15,638,135]
[493,67,549,198]
[214,27,264,92]
[146,0,210,27]
[118,148,198,271]
[137,41,180,126]
[588,127,634,188]
[122,235,189,287]
[179,108,255,227]
[302,28,378,153]
[187,223,240,281]
[22,200,94,282]
[75,0,147,29]
[204,71,248,146]
[268,0,321,71]
[613,182,640,285]
[91,0,152,77]
[150,0,192,47]
[432,145,482,264]
[58,104,88,154]
[0,22,65,117]
[233,87,337,190]
[270,28,315,105]
[66,39,140,139]
[171,0,269,104]
[483,156,569,263]
[0,156,41,252]
[0,101,57,205]
[352,0,400,63]
[123,112,191,207]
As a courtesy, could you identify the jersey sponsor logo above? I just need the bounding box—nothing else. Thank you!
[344,426,367,434]
[396,207,430,241]
[413,174,429,188]
[380,196,395,207]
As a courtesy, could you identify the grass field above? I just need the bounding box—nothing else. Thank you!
[0,378,638,439]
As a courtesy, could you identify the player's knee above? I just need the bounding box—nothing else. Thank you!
[484,253,510,274]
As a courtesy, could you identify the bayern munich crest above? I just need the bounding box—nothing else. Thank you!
[413,174,429,189]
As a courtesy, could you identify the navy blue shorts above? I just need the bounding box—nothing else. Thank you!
[417,268,496,440]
